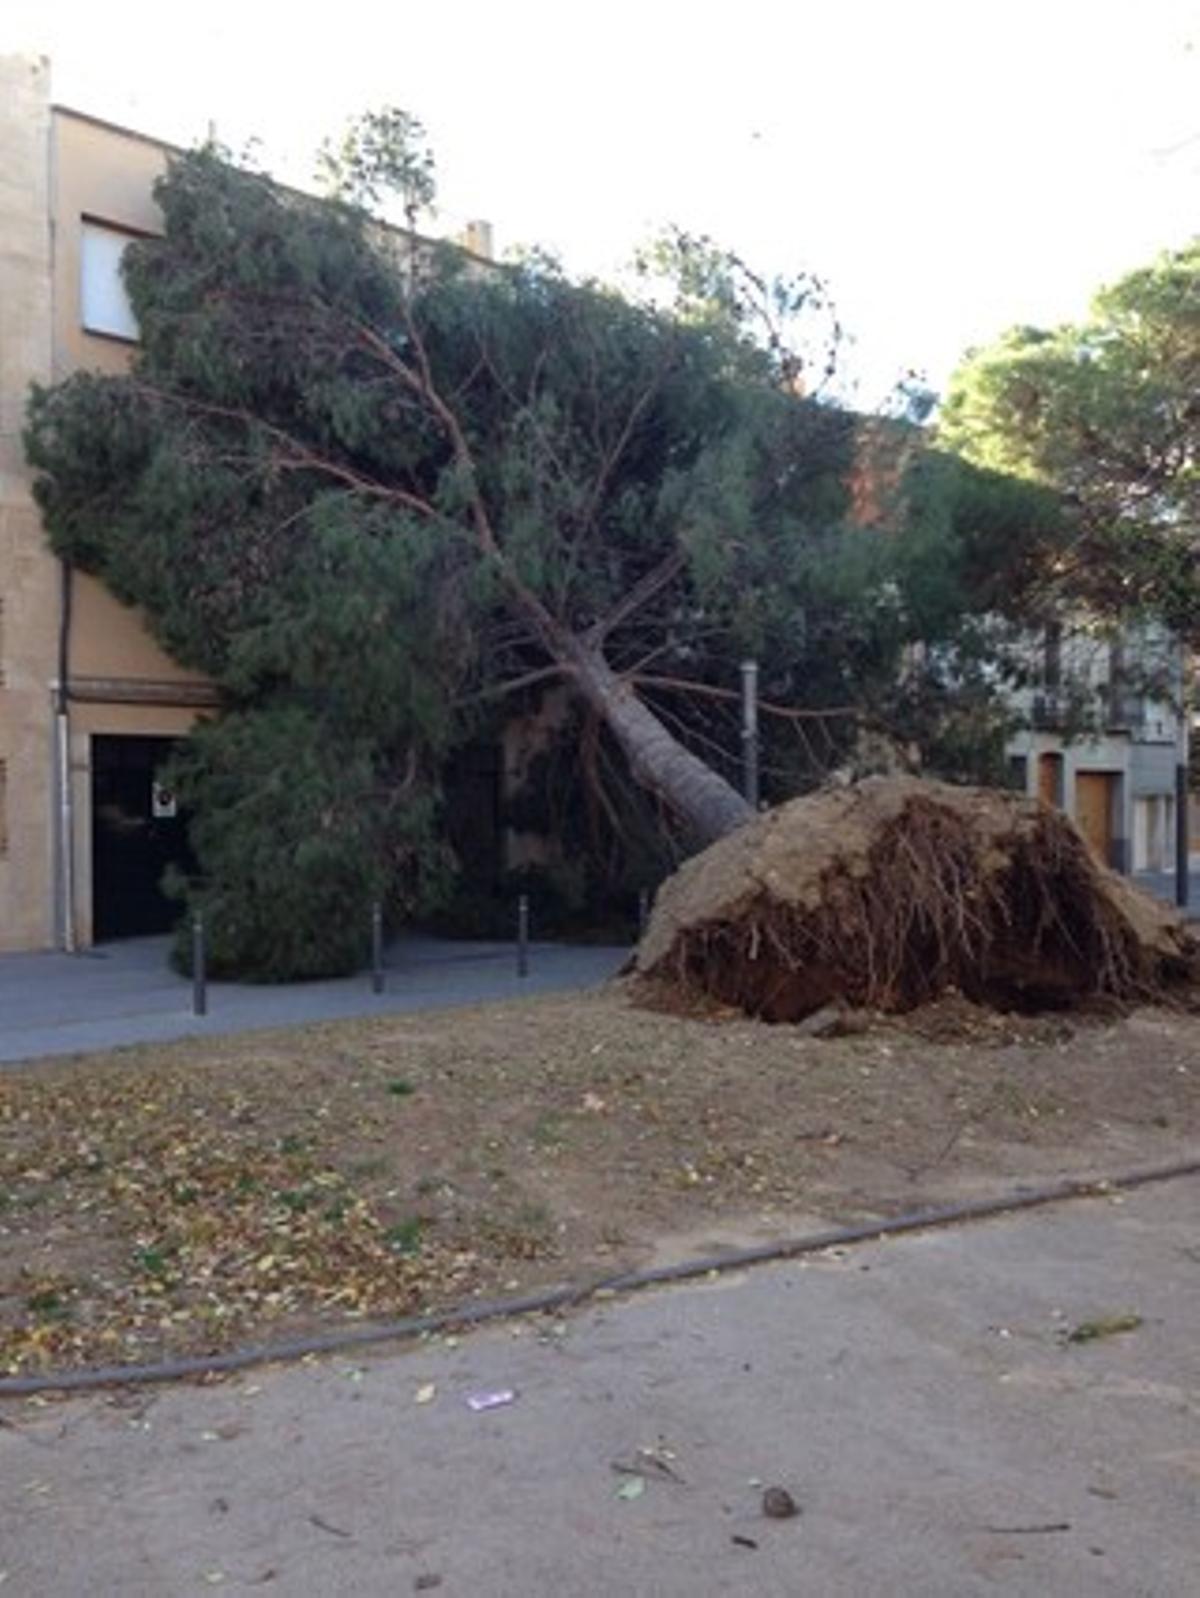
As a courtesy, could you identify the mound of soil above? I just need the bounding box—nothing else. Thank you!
[635,776,1200,1021]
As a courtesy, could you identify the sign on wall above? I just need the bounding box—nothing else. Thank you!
[151,781,178,819]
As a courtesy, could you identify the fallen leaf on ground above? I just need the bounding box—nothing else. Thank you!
[1066,1313,1143,1344]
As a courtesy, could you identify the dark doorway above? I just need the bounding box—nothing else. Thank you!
[441,739,504,891]
[91,735,193,940]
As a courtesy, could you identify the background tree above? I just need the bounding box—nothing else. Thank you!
[26,114,1057,976]
[937,239,1200,642]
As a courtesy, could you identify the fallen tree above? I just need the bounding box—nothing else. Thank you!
[636,776,1200,1020]
[25,115,1066,977]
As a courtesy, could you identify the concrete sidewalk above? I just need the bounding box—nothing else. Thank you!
[0,935,628,1065]
[1,1176,1196,1595]
[1133,869,1200,921]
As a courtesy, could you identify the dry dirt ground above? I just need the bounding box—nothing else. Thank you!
[2,981,1198,1376]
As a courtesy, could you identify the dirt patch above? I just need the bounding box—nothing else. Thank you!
[636,777,1200,1019]
[1,986,1198,1375]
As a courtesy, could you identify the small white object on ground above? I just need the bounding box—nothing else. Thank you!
[466,1389,517,1412]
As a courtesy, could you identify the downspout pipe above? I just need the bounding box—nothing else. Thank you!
[55,557,76,952]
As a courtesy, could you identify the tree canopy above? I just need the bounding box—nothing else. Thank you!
[26,117,1059,977]
[938,239,1200,642]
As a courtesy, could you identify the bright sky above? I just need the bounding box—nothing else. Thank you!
[7,0,1199,404]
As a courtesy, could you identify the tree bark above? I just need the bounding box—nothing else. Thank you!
[565,639,754,847]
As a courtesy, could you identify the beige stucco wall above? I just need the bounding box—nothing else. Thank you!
[70,574,203,685]
[0,59,212,950]
[54,111,212,947]
[51,109,168,378]
[50,110,200,690]
[0,56,56,950]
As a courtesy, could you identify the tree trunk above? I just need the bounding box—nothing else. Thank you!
[567,640,754,847]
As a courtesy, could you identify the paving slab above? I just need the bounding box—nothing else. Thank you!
[1,1177,1197,1595]
[0,935,628,1065]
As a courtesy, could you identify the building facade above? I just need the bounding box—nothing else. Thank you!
[0,55,216,952]
[1003,619,1189,875]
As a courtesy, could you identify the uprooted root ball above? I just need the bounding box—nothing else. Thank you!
[635,777,1199,1021]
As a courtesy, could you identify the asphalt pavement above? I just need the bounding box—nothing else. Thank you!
[0,935,628,1065]
[1,1175,1196,1595]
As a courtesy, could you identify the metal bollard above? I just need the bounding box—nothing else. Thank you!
[371,900,385,994]
[741,659,760,810]
[192,911,207,1017]
[1176,763,1190,909]
[517,893,530,978]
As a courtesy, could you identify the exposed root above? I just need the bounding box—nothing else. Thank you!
[636,778,1200,1022]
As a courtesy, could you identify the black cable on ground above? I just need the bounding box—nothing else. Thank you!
[3,1156,1197,1397]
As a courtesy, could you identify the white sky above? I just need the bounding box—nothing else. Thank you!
[6,0,1199,403]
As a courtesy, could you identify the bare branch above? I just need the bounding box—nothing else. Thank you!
[630,673,859,723]
[452,662,574,708]
[582,351,673,527]
[580,709,630,849]
[586,548,687,647]
[613,625,731,677]
[131,381,439,519]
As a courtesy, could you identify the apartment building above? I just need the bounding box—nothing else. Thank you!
[1004,619,1189,875]
[0,55,217,952]
[860,422,1192,878]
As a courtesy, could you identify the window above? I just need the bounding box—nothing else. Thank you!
[1134,795,1176,872]
[1005,754,1029,794]
[80,220,140,340]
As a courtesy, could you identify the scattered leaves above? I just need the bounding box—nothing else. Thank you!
[1,989,1197,1376]
[0,1056,479,1373]
[1065,1313,1143,1344]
